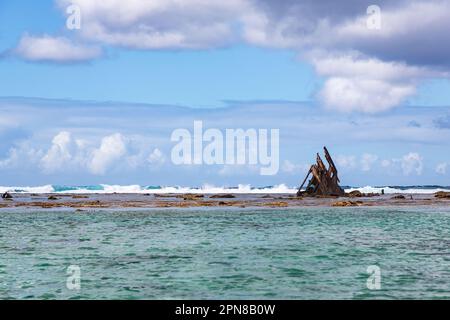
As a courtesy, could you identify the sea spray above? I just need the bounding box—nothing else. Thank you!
[0,184,449,194]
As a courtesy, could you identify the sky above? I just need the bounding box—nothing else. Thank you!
[1,0,450,187]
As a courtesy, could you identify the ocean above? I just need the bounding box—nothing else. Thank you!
[1,206,449,299]
[1,184,450,194]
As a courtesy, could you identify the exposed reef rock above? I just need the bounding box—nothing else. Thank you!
[210,194,236,199]
[348,190,362,197]
[435,191,450,199]
[332,200,363,207]
[179,194,204,200]
[1,192,12,199]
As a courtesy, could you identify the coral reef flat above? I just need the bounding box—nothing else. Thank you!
[0,192,448,210]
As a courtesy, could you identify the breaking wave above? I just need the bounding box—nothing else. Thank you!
[1,184,449,194]
[345,186,450,194]
[0,184,295,194]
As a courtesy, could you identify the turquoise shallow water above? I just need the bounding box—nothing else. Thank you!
[0,207,449,299]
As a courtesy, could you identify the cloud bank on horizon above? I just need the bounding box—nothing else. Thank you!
[0,97,449,186]
[8,0,450,113]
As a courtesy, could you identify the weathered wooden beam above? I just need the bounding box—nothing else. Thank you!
[316,154,327,172]
[324,146,340,183]
[311,165,321,184]
[297,167,312,195]
[297,146,345,197]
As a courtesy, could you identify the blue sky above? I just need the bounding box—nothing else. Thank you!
[0,46,318,108]
[1,0,450,187]
[0,1,319,107]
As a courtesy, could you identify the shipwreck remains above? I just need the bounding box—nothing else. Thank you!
[297,147,345,197]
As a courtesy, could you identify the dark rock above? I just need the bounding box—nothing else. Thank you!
[435,191,450,199]
[48,195,59,200]
[392,195,406,199]
[346,191,380,197]
[1,192,12,199]
[348,190,362,197]
[365,193,380,197]
[210,194,236,199]
[180,194,204,200]
[264,201,289,207]
[332,200,363,207]
[154,194,176,198]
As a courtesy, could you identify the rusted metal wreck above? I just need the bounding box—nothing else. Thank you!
[297,147,345,197]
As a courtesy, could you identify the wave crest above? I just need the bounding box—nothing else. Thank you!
[1,184,449,194]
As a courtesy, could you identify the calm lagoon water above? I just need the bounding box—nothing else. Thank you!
[1,206,449,299]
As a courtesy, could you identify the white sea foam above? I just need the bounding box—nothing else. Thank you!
[345,186,450,194]
[100,184,143,194]
[0,184,54,194]
[0,184,297,194]
[0,184,449,194]
[93,184,297,194]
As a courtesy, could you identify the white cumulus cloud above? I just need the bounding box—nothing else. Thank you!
[311,54,433,113]
[380,152,425,176]
[360,153,378,171]
[40,131,73,172]
[15,34,102,62]
[147,148,165,166]
[88,133,127,175]
[241,0,450,113]
[435,162,447,175]
[57,0,252,49]
[401,152,423,176]
[9,0,450,111]
[281,160,308,174]
[336,155,357,169]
